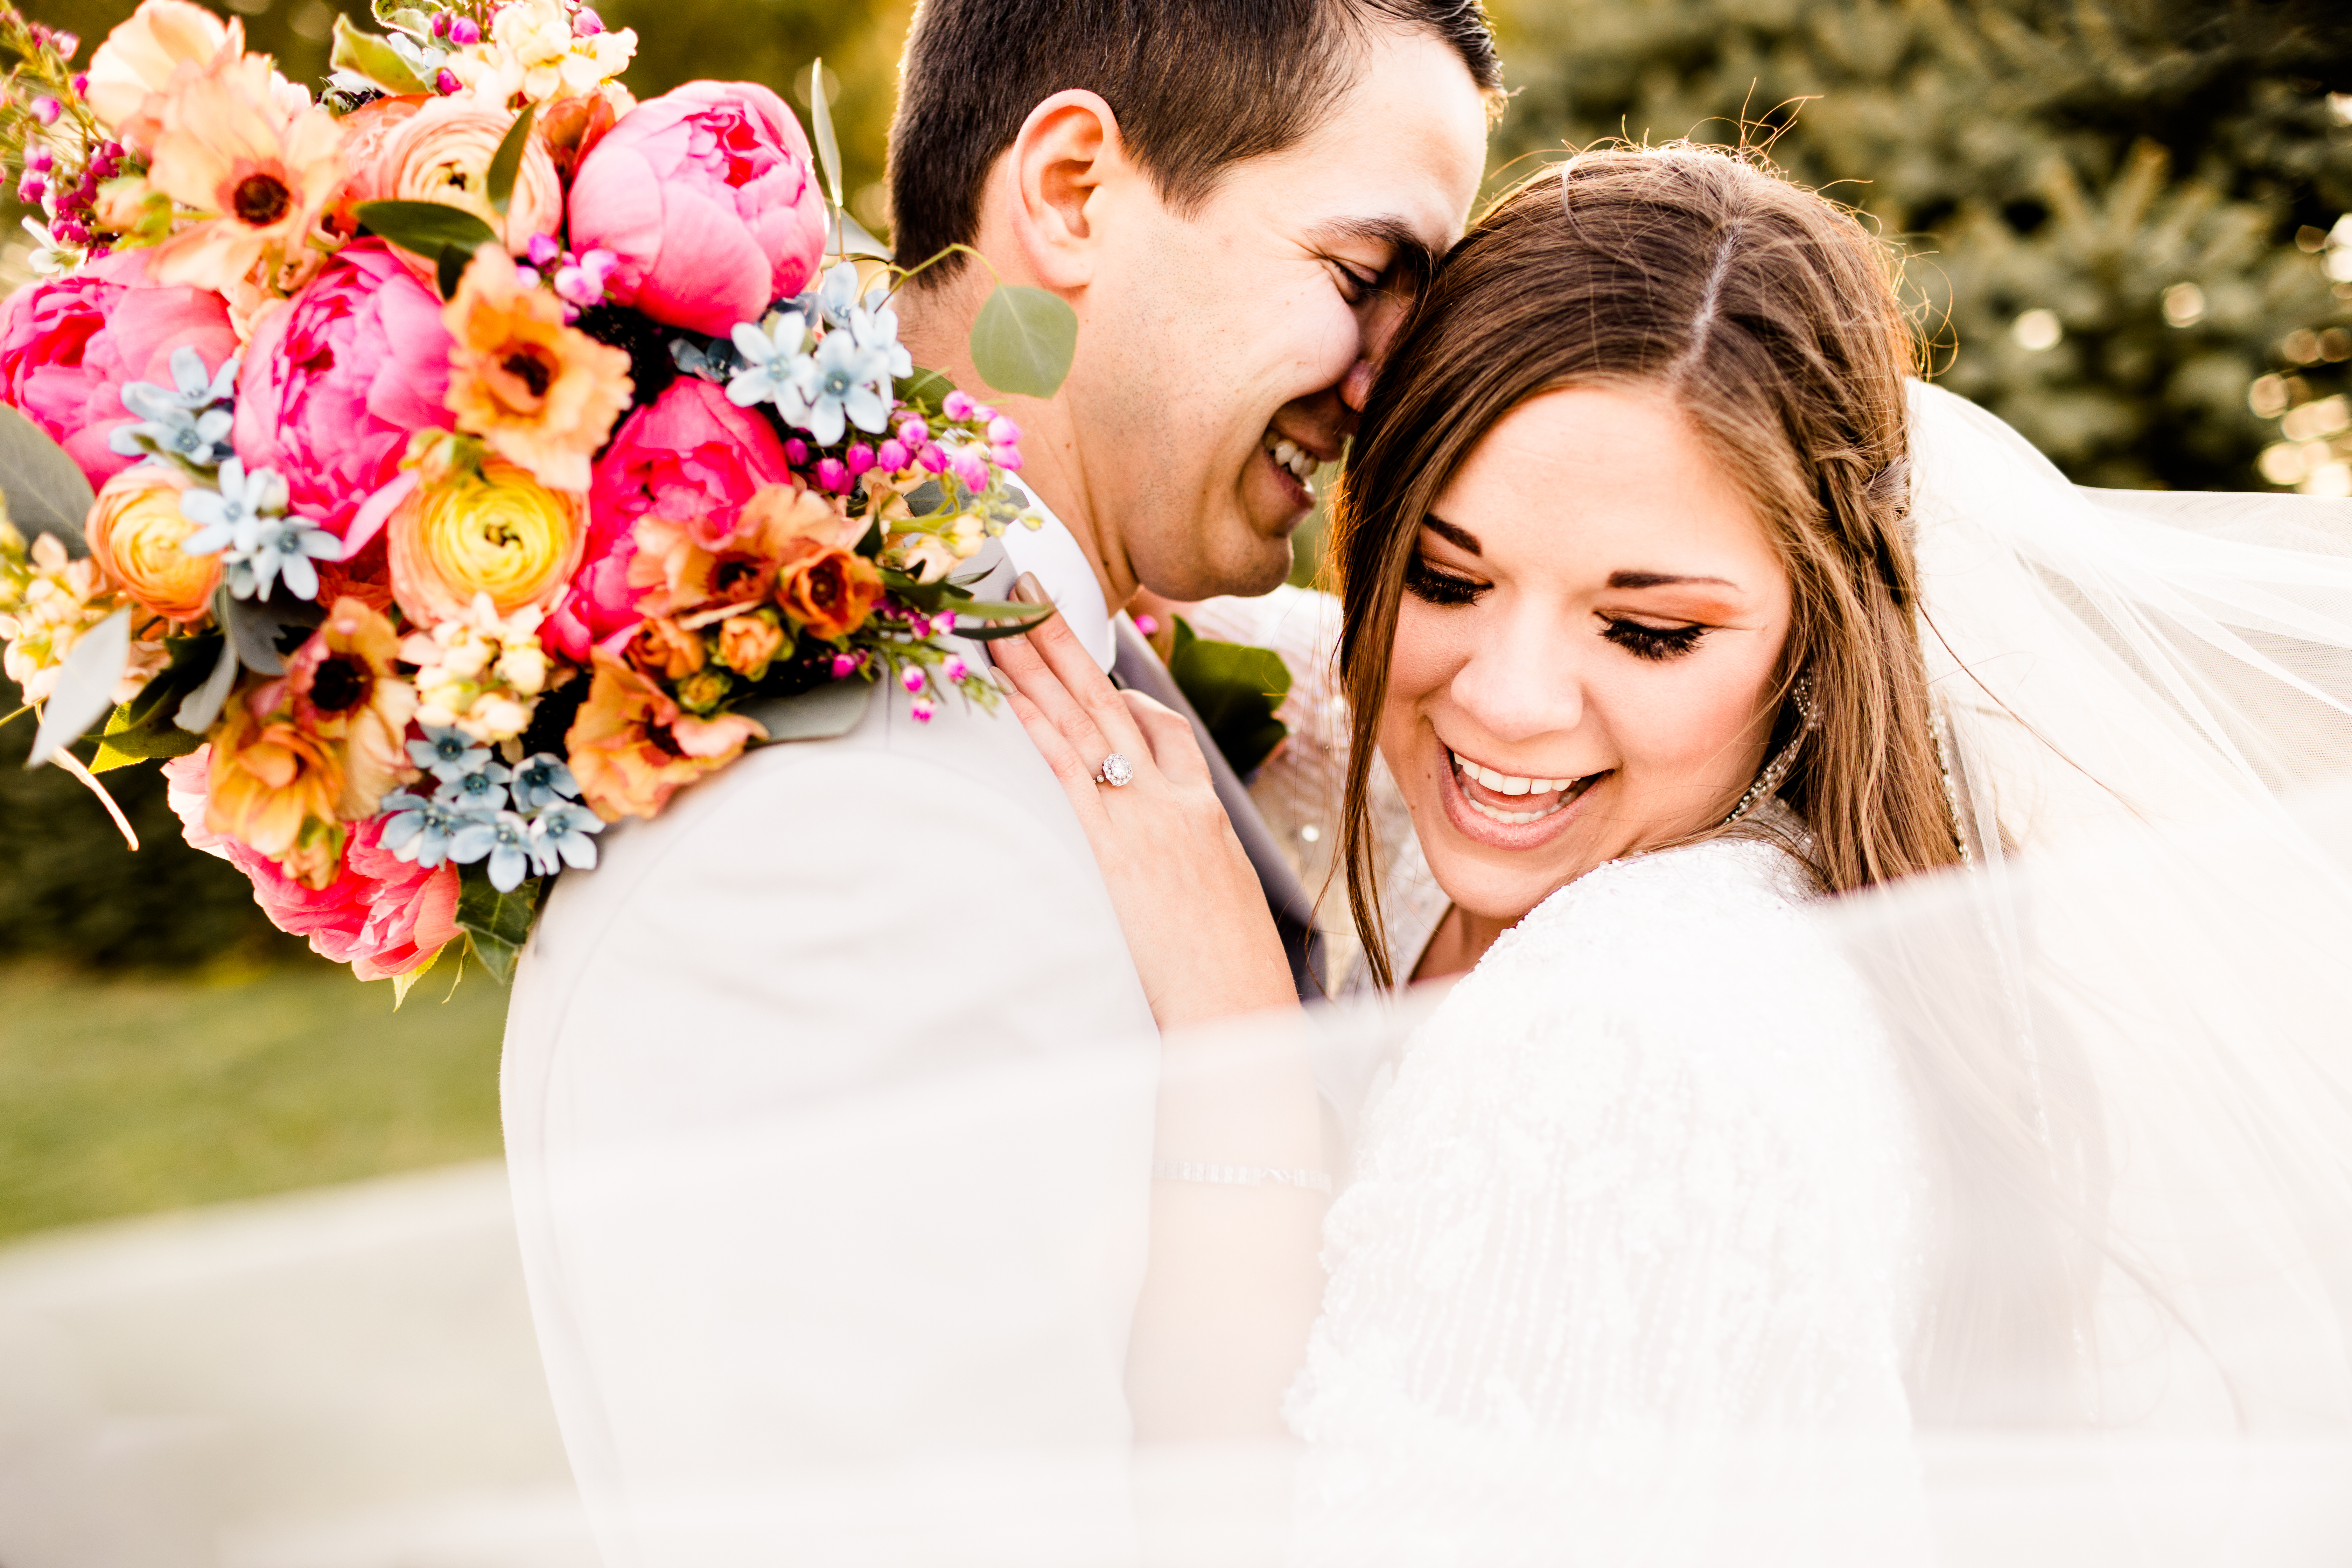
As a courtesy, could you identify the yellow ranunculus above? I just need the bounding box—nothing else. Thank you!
[388,454,586,629]
[87,464,217,622]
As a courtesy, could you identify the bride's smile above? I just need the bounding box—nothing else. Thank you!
[1379,383,1792,934]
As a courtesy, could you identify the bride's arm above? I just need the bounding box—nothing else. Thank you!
[992,582,1328,1439]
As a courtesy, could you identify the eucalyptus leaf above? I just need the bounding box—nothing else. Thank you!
[1168,617,1292,780]
[808,58,844,209]
[355,201,501,265]
[742,676,873,743]
[175,634,239,733]
[0,405,96,553]
[894,367,957,408]
[331,14,430,94]
[27,606,130,769]
[222,592,292,676]
[486,101,539,218]
[969,286,1078,399]
[456,872,541,985]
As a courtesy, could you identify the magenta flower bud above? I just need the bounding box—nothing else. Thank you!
[875,438,910,472]
[86,241,109,258]
[69,73,88,97]
[580,248,619,287]
[986,415,1021,446]
[910,697,936,723]
[435,66,461,94]
[943,654,970,682]
[948,449,989,491]
[896,417,929,447]
[53,31,77,59]
[515,265,542,290]
[1131,613,1159,637]
[526,232,561,267]
[992,444,1024,472]
[31,97,60,126]
[816,456,850,492]
[449,15,482,45]
[574,6,606,35]
[901,665,927,695]
[917,442,948,474]
[50,217,85,244]
[26,148,52,174]
[430,9,451,36]
[941,390,975,421]
[973,404,996,424]
[831,652,859,679]
[784,438,810,466]
[17,176,44,204]
[845,442,876,478]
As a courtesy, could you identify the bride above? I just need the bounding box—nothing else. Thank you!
[994,145,2352,1563]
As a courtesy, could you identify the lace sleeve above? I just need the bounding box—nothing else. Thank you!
[1180,588,1448,994]
[1285,841,1933,1566]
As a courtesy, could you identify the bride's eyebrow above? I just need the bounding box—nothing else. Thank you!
[1422,516,1482,555]
[1608,569,1737,590]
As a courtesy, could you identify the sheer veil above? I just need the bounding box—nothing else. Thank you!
[516,382,2352,1565]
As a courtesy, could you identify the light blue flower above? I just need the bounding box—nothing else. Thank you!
[788,328,892,446]
[846,300,912,383]
[109,345,239,468]
[527,801,604,875]
[815,260,866,329]
[448,808,535,892]
[724,307,816,413]
[379,791,466,869]
[179,458,339,601]
[407,725,492,783]
[435,757,511,813]
[509,752,580,813]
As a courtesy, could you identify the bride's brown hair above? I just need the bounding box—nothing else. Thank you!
[1331,144,1962,989]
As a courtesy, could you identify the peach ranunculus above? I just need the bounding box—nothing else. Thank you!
[206,688,348,884]
[376,98,564,260]
[144,43,346,294]
[444,247,632,492]
[325,92,425,226]
[86,464,216,621]
[270,596,417,819]
[388,450,588,628]
[566,650,763,822]
[83,0,234,155]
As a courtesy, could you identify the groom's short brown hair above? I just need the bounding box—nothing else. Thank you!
[886,0,1501,282]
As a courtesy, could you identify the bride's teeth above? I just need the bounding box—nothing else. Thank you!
[1453,751,1582,803]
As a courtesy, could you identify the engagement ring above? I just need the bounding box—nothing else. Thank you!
[1096,752,1134,788]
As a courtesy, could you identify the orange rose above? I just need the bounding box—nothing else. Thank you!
[626,615,704,681]
[716,610,786,680]
[777,545,883,642]
[86,464,216,621]
[567,651,764,822]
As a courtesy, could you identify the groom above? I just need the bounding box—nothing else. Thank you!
[501,2,1494,1561]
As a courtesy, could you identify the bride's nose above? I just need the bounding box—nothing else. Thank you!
[1448,615,1586,743]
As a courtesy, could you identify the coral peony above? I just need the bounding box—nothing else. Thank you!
[566,650,763,821]
[86,463,215,620]
[145,43,345,293]
[552,377,791,659]
[387,453,587,628]
[0,247,239,491]
[167,749,460,980]
[566,80,826,335]
[83,0,233,155]
[444,246,632,491]
[233,239,452,540]
[375,98,564,259]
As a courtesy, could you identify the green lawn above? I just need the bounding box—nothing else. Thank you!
[0,958,509,1242]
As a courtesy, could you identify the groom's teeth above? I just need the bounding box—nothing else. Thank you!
[1261,431,1318,482]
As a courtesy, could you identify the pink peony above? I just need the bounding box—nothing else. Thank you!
[0,248,238,490]
[232,238,452,539]
[166,749,461,981]
[550,377,791,659]
[565,80,826,336]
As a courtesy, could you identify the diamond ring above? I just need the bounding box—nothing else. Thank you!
[1095,752,1134,788]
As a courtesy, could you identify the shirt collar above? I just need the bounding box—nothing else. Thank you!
[996,488,1115,673]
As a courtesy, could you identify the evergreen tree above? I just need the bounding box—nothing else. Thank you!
[1485,0,2352,491]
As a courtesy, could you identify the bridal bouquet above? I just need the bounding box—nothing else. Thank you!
[0,0,1072,990]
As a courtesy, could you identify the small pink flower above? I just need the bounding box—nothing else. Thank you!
[435,67,460,95]
[447,15,481,46]
[575,7,606,36]
[897,417,929,446]
[943,653,969,681]
[941,391,974,421]
[1132,613,1159,637]
[918,443,948,474]
[784,437,809,465]
[910,698,936,723]
[900,665,926,694]
[32,96,60,125]
[816,456,849,492]
[949,448,989,492]
[993,444,1024,472]
[526,232,561,267]
[876,438,910,471]
[987,415,1021,445]
[845,443,875,477]
[830,651,857,678]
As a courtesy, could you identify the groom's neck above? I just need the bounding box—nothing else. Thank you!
[897,279,1132,615]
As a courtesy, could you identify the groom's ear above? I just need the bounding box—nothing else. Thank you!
[1001,90,1136,292]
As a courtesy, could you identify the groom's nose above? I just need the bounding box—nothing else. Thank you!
[1340,293,1414,413]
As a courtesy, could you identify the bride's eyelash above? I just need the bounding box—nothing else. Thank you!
[1601,618,1708,661]
[1403,554,1488,606]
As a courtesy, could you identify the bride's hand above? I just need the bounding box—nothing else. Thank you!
[993,575,1298,1029]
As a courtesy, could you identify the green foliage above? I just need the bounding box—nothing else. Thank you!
[0,402,92,551]
[484,99,538,217]
[1486,0,2352,489]
[1168,616,1292,780]
[0,718,303,967]
[453,869,539,985]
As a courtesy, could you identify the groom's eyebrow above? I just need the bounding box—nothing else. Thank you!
[1423,517,1482,554]
[1314,216,1442,288]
